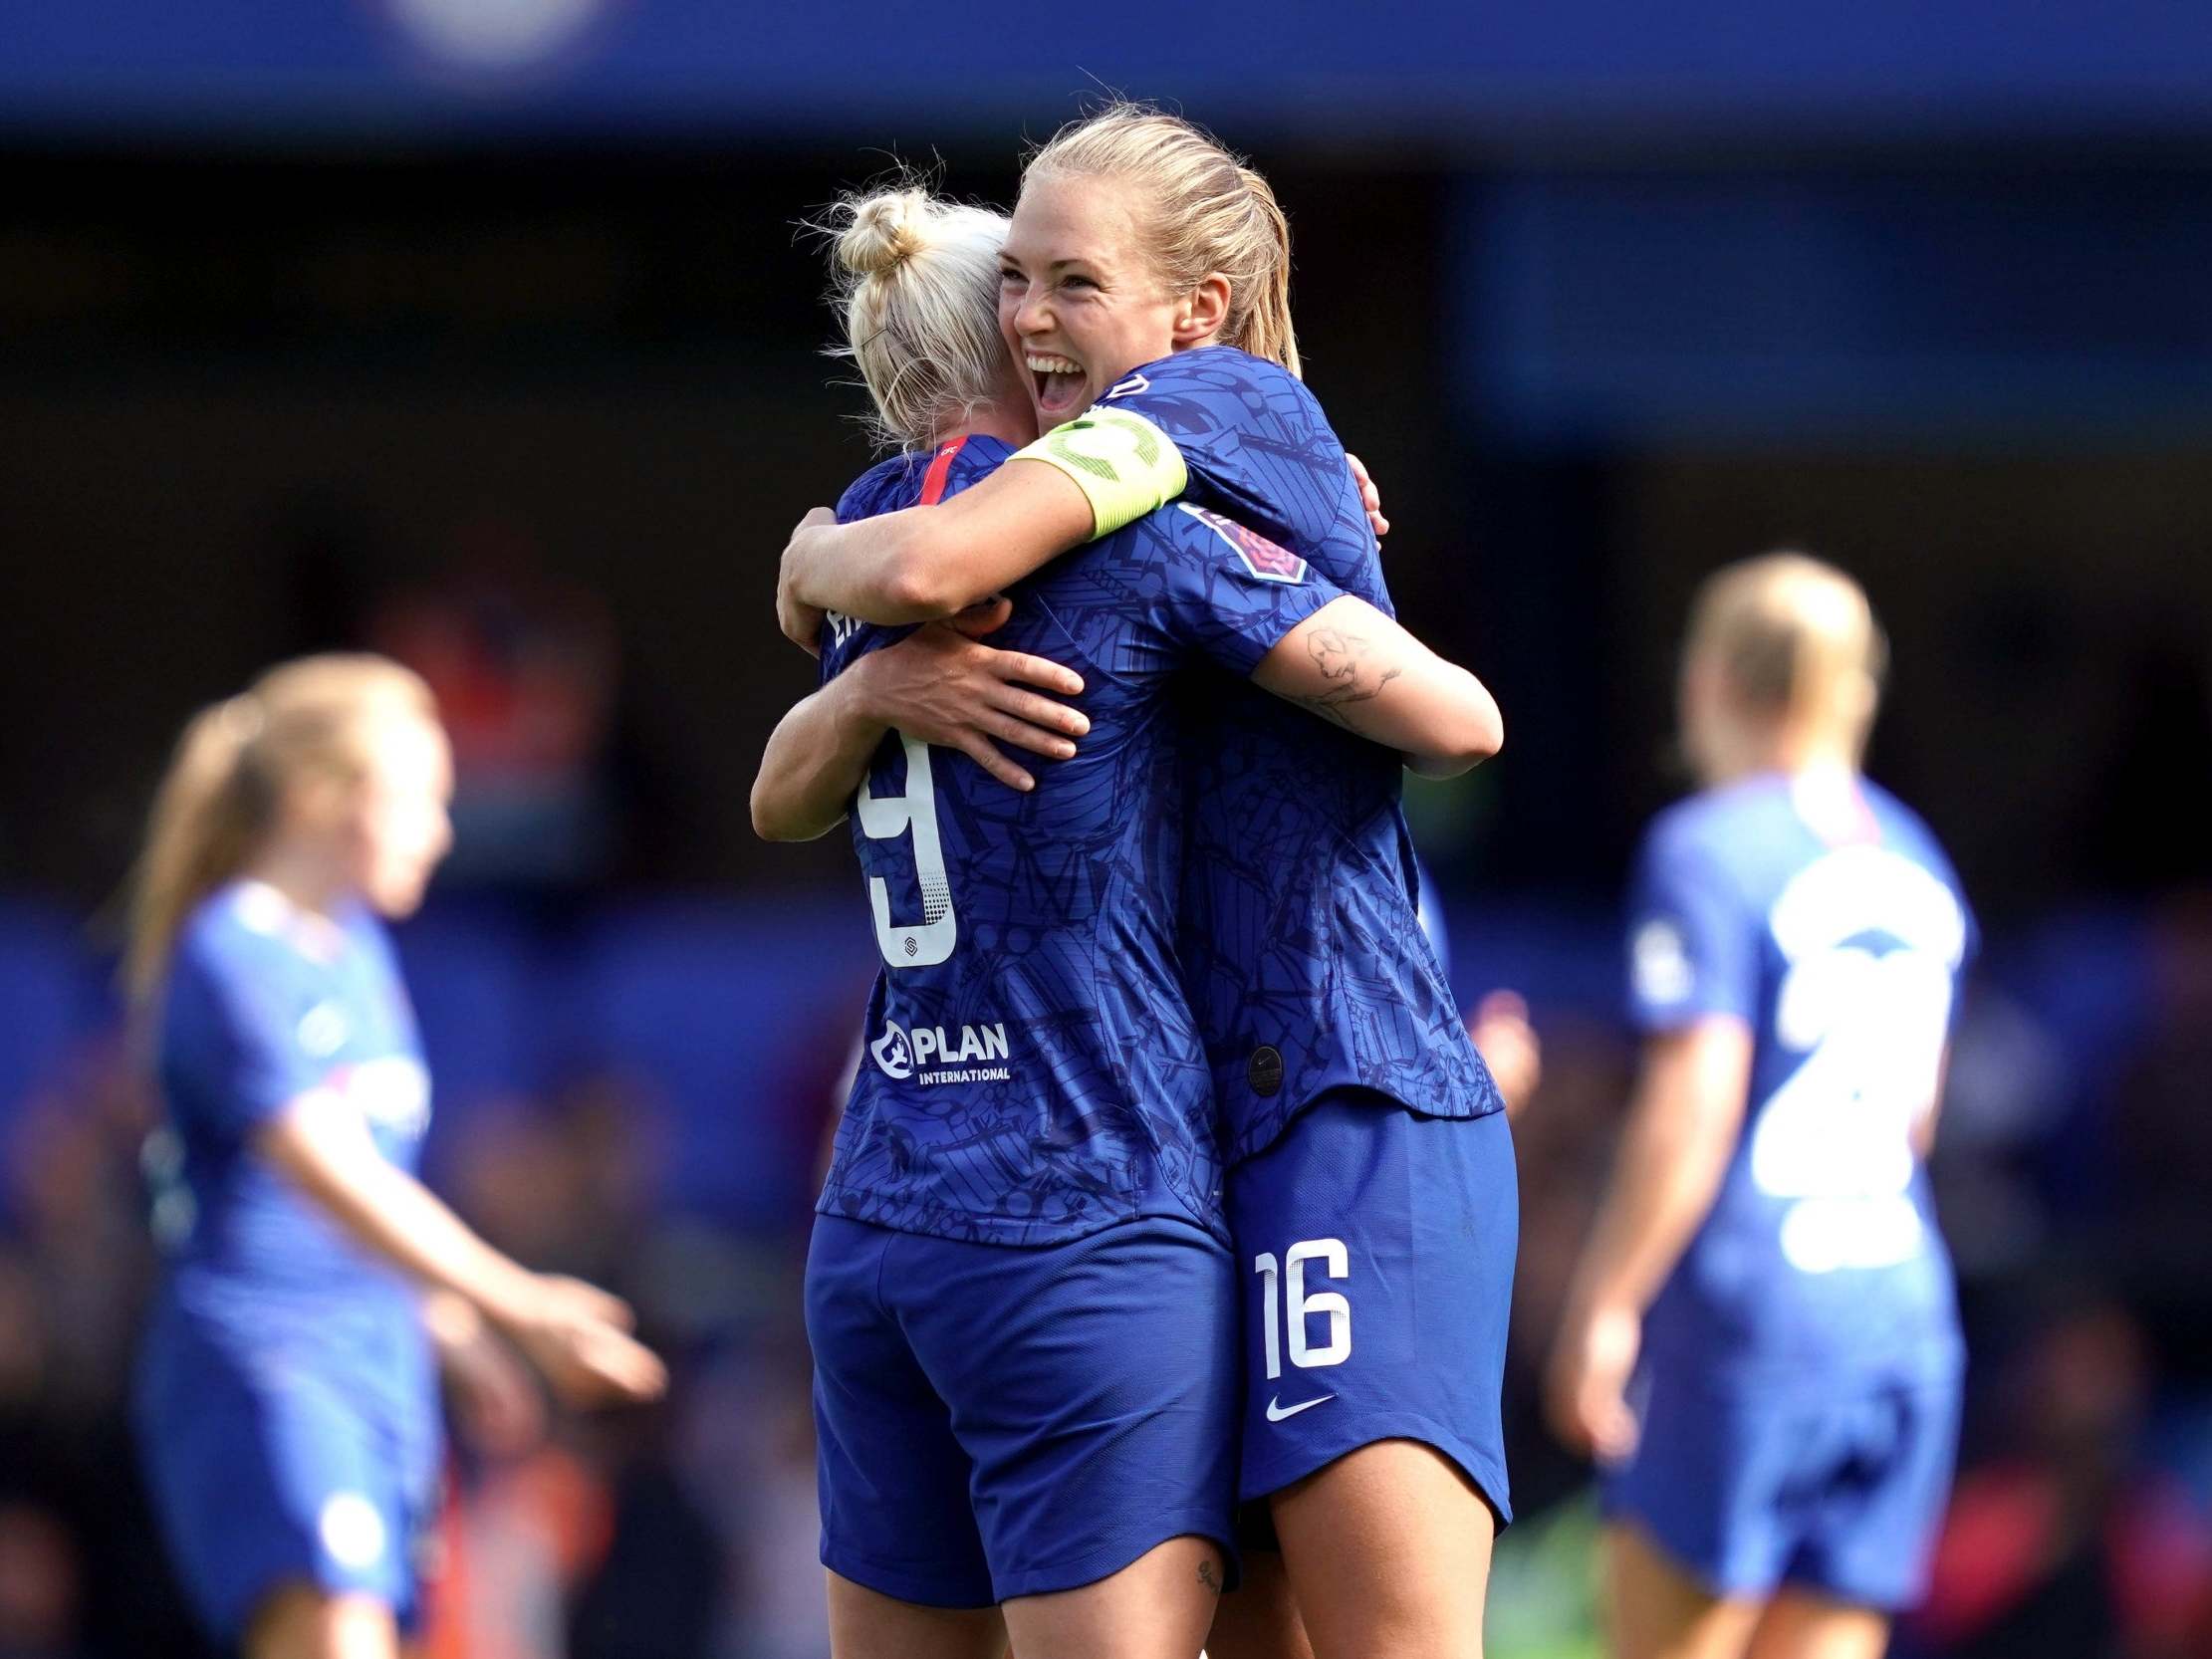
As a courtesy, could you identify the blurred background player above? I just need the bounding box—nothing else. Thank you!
[776,108,1519,1659]
[1546,556,1971,1659]
[124,654,666,1659]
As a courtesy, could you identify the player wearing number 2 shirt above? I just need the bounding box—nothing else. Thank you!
[1552,555,1969,1644]
[1607,770,1971,1608]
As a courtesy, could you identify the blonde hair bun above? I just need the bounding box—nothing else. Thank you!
[818,179,1010,450]
[836,189,929,279]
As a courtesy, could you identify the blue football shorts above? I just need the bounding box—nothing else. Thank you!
[1228,1093,1517,1526]
[134,1295,438,1641]
[806,1212,1240,1607]
[1603,1361,1963,1609]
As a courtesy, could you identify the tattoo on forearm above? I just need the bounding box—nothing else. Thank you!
[1296,626,1402,729]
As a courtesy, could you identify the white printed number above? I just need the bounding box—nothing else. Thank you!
[1752,846,1966,1274]
[855,735,958,968]
[1254,1239,1352,1380]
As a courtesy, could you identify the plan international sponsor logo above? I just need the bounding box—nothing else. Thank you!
[870,1019,1013,1085]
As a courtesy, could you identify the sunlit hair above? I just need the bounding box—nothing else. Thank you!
[1023,103,1300,377]
[816,181,1011,450]
[123,654,438,1002]
[1685,552,1889,756]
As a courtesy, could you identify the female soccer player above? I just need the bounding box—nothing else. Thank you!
[126,655,665,1659]
[1547,555,1970,1659]
[773,110,1517,1659]
[754,183,1504,1659]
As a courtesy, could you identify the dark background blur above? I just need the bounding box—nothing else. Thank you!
[5,4,2212,1655]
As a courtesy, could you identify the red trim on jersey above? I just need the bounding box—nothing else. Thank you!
[918,437,969,505]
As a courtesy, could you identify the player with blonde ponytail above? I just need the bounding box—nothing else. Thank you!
[128,654,664,1659]
[756,158,1508,1659]
[1549,555,1970,1659]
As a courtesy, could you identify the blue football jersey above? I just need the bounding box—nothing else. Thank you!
[149,880,433,1404]
[1101,347,1501,1161]
[1626,771,1972,1383]
[818,435,1345,1246]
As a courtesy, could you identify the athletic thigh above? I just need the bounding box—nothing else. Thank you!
[1000,1535,1226,1659]
[1746,1588,1890,1659]
[247,1586,400,1659]
[1605,1521,1764,1659]
[1271,1438,1496,1659]
[1203,1544,1315,1659]
[825,1570,1007,1659]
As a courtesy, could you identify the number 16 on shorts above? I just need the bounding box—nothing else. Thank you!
[1254,1239,1352,1389]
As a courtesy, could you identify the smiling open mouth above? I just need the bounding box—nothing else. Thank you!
[1027,353,1088,418]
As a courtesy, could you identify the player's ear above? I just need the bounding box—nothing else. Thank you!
[1175,275,1232,346]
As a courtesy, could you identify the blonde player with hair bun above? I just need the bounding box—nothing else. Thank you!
[826,187,1015,452]
[755,166,1506,1659]
[1549,554,1971,1659]
[127,654,665,1659]
[770,114,1521,1659]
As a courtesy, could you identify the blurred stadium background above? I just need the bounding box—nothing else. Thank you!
[5,4,2212,1654]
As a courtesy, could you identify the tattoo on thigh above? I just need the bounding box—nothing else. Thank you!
[1198,1559,1222,1593]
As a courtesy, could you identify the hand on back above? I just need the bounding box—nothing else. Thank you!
[854,598,1089,793]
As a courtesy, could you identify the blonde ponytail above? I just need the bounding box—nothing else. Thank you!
[124,698,268,1002]
[816,180,1012,450]
[1230,165,1299,377]
[1024,105,1301,377]
[123,654,437,1002]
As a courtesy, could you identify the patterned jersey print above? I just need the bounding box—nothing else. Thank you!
[817,436,1342,1245]
[1102,348,1503,1161]
[1627,771,1973,1384]
[151,879,434,1412]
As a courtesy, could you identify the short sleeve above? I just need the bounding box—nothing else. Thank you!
[1149,504,1343,677]
[1012,406,1188,537]
[171,933,341,1135]
[1626,823,1758,1032]
[1095,348,1374,588]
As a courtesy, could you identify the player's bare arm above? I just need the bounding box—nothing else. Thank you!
[1252,593,1502,777]
[753,602,1089,838]
[779,427,1390,651]
[778,461,1097,644]
[257,1091,668,1407]
[1545,1016,1753,1461]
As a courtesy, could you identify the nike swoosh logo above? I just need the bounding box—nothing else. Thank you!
[1266,1393,1335,1422]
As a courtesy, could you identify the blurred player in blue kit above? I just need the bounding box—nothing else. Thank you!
[124,655,665,1659]
[776,107,1518,1659]
[1547,556,1971,1659]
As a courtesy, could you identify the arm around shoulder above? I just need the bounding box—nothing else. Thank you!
[781,463,1098,625]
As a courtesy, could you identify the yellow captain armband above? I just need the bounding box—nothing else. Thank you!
[1013,405,1189,539]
